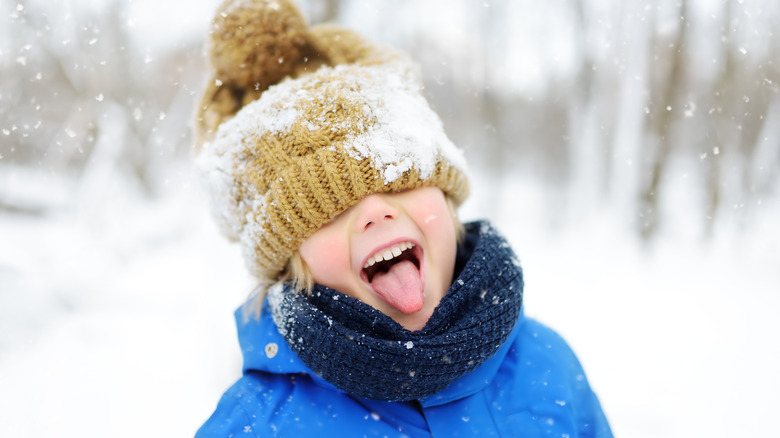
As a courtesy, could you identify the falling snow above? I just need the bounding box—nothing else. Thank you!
[1,1,779,438]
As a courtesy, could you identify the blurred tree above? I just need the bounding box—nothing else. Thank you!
[1,0,206,213]
[640,0,689,238]
[701,0,778,235]
[2,0,777,236]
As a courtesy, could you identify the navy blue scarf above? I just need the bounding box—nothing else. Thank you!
[268,221,524,401]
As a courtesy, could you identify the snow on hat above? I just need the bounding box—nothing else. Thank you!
[194,0,470,281]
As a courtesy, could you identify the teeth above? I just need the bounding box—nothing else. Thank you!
[363,242,415,269]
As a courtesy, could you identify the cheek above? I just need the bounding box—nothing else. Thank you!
[420,204,450,228]
[410,199,456,257]
[426,216,456,258]
[403,186,446,215]
[409,192,454,233]
[299,230,351,282]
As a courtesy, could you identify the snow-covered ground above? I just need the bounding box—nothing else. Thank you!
[1,162,778,437]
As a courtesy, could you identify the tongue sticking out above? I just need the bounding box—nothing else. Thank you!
[370,260,424,314]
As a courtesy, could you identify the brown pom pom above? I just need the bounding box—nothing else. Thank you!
[193,80,242,150]
[307,25,398,67]
[194,0,400,149]
[209,0,308,89]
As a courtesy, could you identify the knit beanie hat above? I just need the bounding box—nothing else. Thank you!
[194,0,470,282]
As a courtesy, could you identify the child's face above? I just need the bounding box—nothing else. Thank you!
[299,187,457,331]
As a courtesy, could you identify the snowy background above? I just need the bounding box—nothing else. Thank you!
[2,0,779,437]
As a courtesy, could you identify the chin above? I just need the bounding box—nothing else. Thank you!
[397,313,430,332]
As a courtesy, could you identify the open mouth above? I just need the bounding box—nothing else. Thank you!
[362,241,420,282]
[360,241,425,314]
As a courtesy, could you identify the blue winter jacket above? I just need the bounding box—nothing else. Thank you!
[196,305,612,437]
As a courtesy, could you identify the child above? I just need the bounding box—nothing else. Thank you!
[193,0,612,436]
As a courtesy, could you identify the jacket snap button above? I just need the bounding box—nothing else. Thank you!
[265,342,279,358]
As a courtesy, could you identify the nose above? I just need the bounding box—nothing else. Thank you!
[353,194,399,232]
